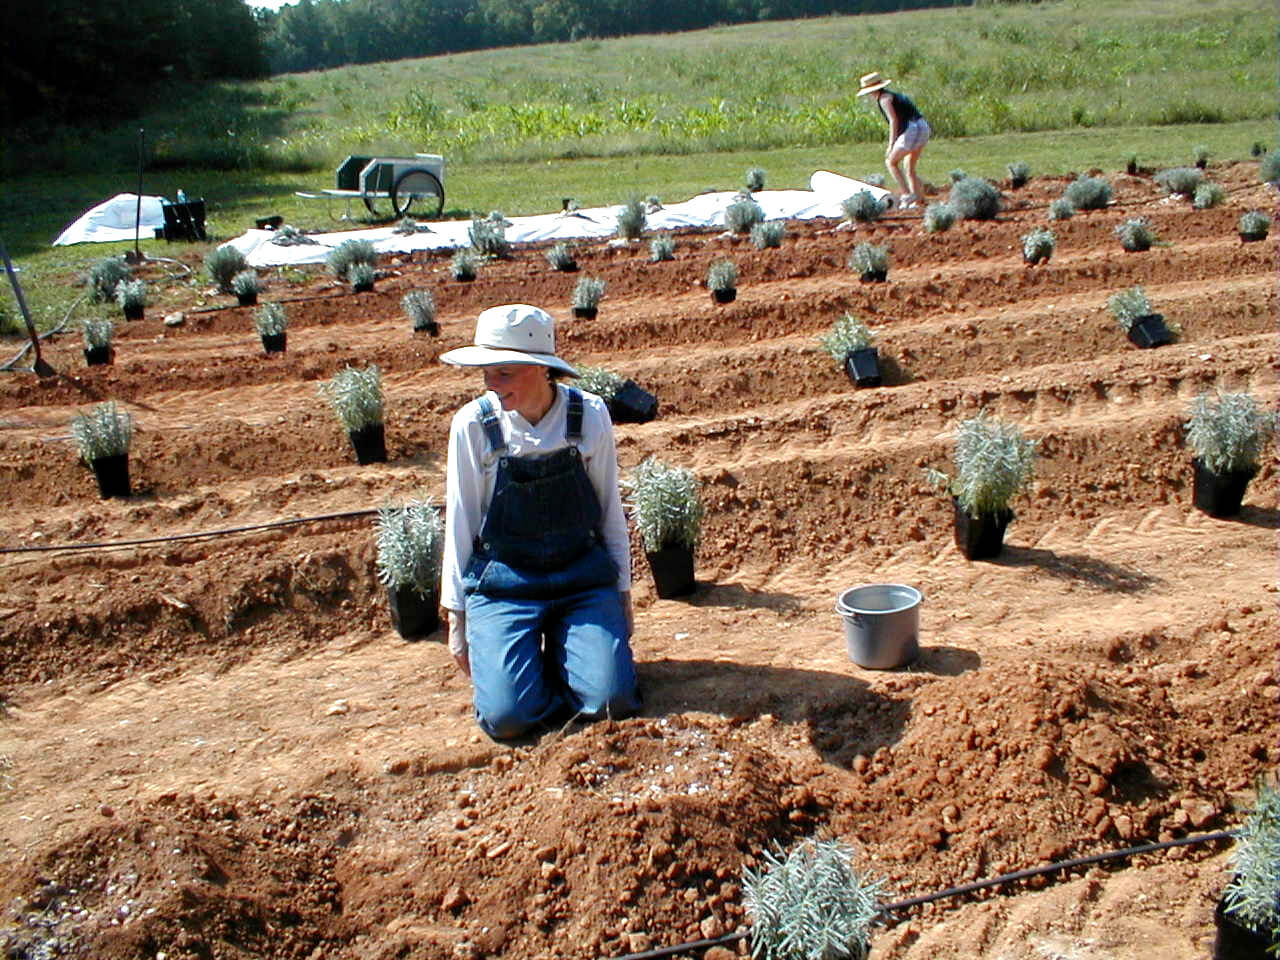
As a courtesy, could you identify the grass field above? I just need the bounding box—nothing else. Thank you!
[0,0,1274,333]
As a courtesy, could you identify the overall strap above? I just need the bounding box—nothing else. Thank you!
[475,395,506,454]
[565,388,584,444]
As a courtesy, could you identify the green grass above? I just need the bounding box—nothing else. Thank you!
[6,0,1273,176]
[0,0,1274,334]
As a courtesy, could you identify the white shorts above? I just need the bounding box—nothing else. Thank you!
[891,118,931,155]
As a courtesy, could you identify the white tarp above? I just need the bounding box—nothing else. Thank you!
[223,171,888,268]
[52,194,167,246]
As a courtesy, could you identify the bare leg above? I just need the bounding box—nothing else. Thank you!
[903,148,926,200]
[885,148,910,199]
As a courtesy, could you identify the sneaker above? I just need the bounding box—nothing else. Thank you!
[900,194,920,210]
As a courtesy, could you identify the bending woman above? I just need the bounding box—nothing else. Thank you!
[439,304,640,740]
[857,71,931,209]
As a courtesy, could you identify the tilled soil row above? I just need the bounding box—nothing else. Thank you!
[2,357,1274,685]
[0,331,1272,548]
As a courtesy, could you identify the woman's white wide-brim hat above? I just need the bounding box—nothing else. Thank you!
[856,71,892,97]
[439,303,579,377]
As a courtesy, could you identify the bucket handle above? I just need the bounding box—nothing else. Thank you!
[835,605,866,628]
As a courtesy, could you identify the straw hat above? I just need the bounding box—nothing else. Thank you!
[440,304,579,377]
[856,72,892,97]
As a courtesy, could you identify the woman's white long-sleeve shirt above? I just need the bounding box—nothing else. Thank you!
[440,384,632,611]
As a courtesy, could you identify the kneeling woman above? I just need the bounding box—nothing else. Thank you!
[439,304,640,739]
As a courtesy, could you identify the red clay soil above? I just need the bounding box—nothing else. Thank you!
[0,162,1276,959]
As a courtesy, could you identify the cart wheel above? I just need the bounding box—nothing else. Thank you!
[362,191,395,220]
[392,168,445,219]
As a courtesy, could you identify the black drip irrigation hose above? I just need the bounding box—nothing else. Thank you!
[611,829,1238,960]
[0,507,376,555]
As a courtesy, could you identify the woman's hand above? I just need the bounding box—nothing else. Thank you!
[447,610,471,676]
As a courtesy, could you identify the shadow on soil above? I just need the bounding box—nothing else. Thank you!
[991,545,1163,593]
[638,657,910,767]
[1232,505,1279,529]
[683,581,806,614]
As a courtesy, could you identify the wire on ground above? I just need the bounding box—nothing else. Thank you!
[0,508,376,555]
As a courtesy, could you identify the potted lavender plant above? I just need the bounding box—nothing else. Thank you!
[627,456,702,598]
[375,497,444,639]
[81,317,114,366]
[321,364,386,464]
[254,302,288,354]
[71,401,133,499]
[1185,391,1277,518]
[1216,780,1280,958]
[927,411,1038,560]
[818,313,879,388]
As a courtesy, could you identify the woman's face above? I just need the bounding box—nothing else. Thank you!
[483,363,552,417]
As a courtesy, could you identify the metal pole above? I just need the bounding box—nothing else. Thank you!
[133,128,144,262]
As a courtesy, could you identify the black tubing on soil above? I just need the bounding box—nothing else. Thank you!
[610,829,1237,960]
[0,508,377,554]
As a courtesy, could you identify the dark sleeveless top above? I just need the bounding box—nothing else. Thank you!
[877,89,923,125]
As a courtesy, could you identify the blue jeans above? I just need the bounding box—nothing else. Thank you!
[465,581,639,739]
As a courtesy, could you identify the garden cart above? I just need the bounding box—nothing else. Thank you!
[295,154,445,221]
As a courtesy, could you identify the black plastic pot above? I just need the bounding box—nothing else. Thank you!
[413,320,440,337]
[1213,897,1273,959]
[646,545,696,599]
[711,288,736,304]
[1023,251,1050,265]
[1193,458,1257,518]
[349,423,387,465]
[1126,313,1172,349]
[843,348,882,388]
[123,304,144,321]
[953,500,1013,560]
[860,268,887,283]
[572,306,598,320]
[261,332,286,354]
[237,291,259,307]
[454,272,475,283]
[1240,231,1267,243]
[256,215,284,230]
[91,453,131,499]
[387,585,440,640]
[84,346,112,367]
[353,280,374,294]
[609,380,658,424]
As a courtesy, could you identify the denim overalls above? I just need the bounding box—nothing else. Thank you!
[462,387,639,739]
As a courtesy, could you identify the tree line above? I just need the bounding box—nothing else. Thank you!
[260,0,959,76]
[2,0,958,129]
[1,0,265,128]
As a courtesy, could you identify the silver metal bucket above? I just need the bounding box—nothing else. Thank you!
[836,583,921,669]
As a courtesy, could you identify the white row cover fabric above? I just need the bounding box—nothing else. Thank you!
[53,194,167,246]
[224,171,888,268]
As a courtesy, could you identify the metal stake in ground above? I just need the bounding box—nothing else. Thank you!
[0,241,55,378]
[128,128,145,265]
